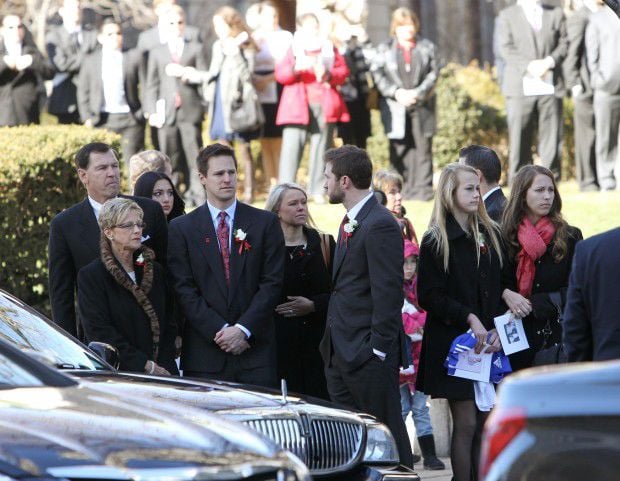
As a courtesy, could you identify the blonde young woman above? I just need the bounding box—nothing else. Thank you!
[416,163,503,481]
[265,183,334,399]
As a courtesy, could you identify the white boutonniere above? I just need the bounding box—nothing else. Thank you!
[343,219,359,245]
[135,253,145,267]
[234,229,251,254]
[478,232,488,255]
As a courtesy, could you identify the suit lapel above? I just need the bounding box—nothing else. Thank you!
[332,196,378,282]
[228,202,252,303]
[78,199,102,259]
[191,203,229,299]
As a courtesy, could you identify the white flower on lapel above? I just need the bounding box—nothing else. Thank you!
[342,219,359,245]
[234,229,251,254]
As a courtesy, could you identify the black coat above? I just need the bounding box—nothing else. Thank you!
[0,42,54,126]
[501,225,582,370]
[564,227,620,362]
[48,196,168,339]
[485,188,507,223]
[417,216,504,400]
[275,228,334,400]
[77,257,178,374]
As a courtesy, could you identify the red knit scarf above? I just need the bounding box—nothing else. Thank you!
[516,216,556,297]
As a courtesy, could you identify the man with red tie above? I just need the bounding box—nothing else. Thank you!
[167,143,284,387]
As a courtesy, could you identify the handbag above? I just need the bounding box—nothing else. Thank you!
[319,232,331,271]
[228,52,265,133]
[533,292,568,366]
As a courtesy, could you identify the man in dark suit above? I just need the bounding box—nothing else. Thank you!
[78,19,145,171]
[564,227,620,361]
[46,0,96,124]
[499,0,568,183]
[48,142,168,339]
[167,143,284,387]
[564,0,601,192]
[144,5,206,206]
[319,145,412,468]
[459,145,507,223]
[0,14,54,126]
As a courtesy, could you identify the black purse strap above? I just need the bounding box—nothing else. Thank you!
[540,291,563,348]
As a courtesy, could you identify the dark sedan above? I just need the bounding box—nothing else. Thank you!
[0,337,309,481]
[480,361,620,481]
[0,289,419,481]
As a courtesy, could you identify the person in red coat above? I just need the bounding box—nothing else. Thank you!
[275,12,349,203]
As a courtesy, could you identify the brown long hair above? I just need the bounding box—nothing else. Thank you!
[427,163,502,272]
[214,5,257,50]
[501,165,569,262]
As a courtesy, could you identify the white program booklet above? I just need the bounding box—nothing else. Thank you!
[494,312,529,355]
[523,72,554,96]
[453,349,493,382]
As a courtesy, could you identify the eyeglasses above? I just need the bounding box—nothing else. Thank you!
[114,221,146,230]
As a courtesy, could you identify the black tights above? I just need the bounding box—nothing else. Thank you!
[448,399,489,481]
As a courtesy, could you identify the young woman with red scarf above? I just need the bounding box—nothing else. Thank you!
[500,165,582,371]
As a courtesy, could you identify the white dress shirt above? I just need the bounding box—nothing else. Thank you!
[482,186,501,203]
[88,196,103,220]
[206,199,251,339]
[101,48,130,114]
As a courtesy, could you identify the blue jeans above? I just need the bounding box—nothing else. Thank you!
[400,385,433,437]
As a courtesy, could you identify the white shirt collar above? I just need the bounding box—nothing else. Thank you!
[88,196,104,220]
[346,191,374,221]
[207,199,237,223]
[482,186,501,202]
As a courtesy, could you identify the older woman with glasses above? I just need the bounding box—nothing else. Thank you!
[77,198,178,375]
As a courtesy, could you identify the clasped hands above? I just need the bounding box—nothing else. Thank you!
[275,296,315,318]
[3,54,33,71]
[526,57,554,79]
[214,325,250,355]
[467,314,502,354]
[395,88,418,107]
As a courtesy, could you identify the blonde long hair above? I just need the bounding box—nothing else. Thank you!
[427,163,503,271]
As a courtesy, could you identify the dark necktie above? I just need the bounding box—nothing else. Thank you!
[338,214,350,246]
[216,211,230,285]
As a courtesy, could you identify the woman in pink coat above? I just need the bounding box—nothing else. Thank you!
[275,12,349,203]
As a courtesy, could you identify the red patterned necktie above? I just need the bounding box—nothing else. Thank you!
[338,214,349,246]
[216,211,230,285]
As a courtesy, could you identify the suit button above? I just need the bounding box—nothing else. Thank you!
[484,290,489,298]
[536,283,540,288]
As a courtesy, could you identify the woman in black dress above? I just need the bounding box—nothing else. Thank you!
[417,163,504,481]
[500,165,582,370]
[265,183,334,399]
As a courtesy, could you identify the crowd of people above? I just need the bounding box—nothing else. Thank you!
[46,136,613,481]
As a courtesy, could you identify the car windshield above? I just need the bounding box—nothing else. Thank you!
[0,292,107,371]
[0,349,45,387]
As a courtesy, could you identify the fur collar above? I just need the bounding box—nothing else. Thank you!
[100,237,160,360]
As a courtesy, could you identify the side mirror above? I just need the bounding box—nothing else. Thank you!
[88,341,120,370]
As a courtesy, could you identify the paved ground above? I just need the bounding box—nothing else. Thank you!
[414,458,452,480]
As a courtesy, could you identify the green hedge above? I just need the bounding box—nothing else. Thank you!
[0,125,120,315]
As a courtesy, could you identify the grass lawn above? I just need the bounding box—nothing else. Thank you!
[304,180,620,240]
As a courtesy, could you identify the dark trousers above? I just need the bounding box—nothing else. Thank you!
[55,111,82,125]
[325,348,413,468]
[184,357,277,389]
[506,95,563,183]
[158,121,204,206]
[389,112,433,201]
[99,112,145,178]
[338,97,371,149]
[593,91,620,191]
[573,95,598,191]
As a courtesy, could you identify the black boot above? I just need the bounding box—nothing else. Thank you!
[411,453,421,464]
[418,434,445,470]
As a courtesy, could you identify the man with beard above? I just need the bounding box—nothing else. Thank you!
[319,145,413,468]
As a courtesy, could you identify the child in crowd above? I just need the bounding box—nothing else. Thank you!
[374,170,418,243]
[400,239,445,470]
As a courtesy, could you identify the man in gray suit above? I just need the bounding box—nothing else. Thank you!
[586,4,620,191]
[319,145,412,468]
[564,0,603,191]
[144,5,206,206]
[499,0,568,183]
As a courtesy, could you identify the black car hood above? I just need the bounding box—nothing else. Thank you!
[0,384,279,478]
[71,370,368,422]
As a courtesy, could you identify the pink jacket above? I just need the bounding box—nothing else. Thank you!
[399,281,426,390]
[275,47,350,125]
